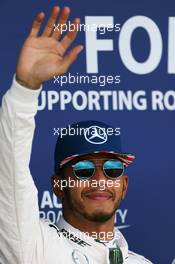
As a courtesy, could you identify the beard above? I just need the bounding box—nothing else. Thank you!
[80,208,117,223]
[62,187,122,223]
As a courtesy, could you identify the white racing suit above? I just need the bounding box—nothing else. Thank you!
[0,77,153,264]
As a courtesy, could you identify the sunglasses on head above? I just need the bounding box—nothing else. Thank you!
[71,159,125,180]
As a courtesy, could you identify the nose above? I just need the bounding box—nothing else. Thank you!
[92,163,106,181]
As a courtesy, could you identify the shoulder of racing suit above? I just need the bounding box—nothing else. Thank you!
[126,250,153,263]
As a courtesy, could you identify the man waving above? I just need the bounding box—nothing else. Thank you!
[0,6,153,264]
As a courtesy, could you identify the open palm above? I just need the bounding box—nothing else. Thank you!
[16,6,83,89]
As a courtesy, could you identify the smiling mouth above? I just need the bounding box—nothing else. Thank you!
[84,191,113,201]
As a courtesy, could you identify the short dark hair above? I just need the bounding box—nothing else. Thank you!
[55,166,65,178]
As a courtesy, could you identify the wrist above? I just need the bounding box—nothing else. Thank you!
[16,74,41,90]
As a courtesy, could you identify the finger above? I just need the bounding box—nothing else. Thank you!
[42,6,60,36]
[52,6,70,40]
[29,12,45,37]
[58,45,84,74]
[60,18,80,53]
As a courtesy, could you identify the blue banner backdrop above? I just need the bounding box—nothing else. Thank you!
[0,0,175,263]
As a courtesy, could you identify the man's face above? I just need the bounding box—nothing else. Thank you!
[52,152,128,223]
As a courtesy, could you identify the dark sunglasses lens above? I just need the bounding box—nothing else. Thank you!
[73,160,95,180]
[103,160,124,178]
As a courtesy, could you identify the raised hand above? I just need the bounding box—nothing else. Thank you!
[16,6,83,90]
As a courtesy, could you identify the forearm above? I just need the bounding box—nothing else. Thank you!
[0,76,42,263]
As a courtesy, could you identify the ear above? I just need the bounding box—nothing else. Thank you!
[121,175,129,200]
[51,175,64,199]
